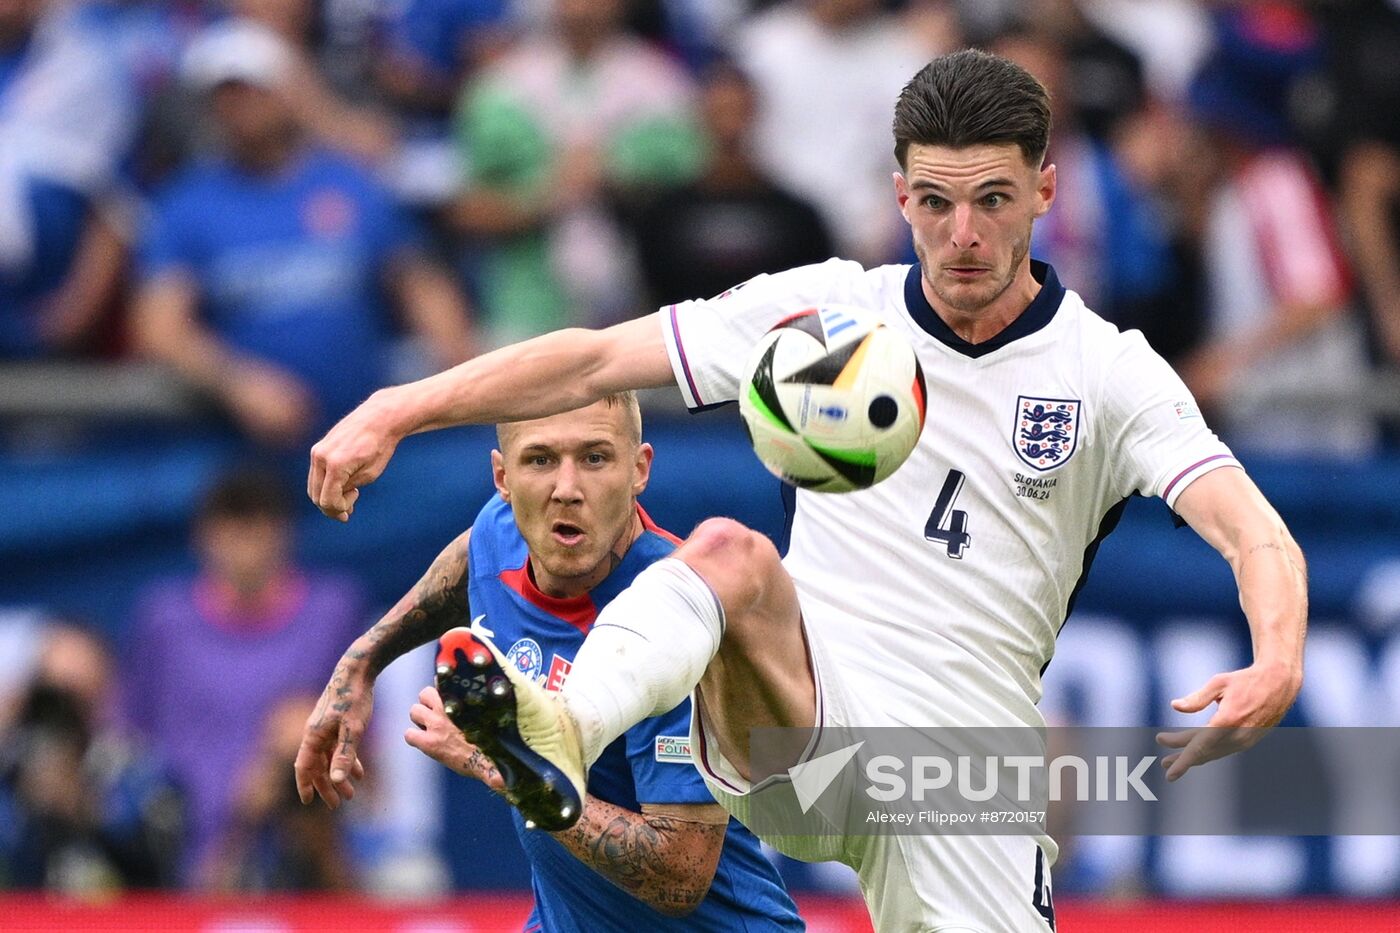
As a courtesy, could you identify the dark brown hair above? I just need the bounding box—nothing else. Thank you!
[893,49,1052,169]
[199,467,293,522]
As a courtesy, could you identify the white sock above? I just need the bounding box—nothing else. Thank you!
[562,557,725,766]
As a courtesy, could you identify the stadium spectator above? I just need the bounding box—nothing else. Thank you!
[1180,8,1373,455]
[1331,0,1400,377]
[732,0,946,265]
[0,623,183,892]
[204,695,354,892]
[121,469,367,886]
[130,19,476,447]
[1074,0,1213,105]
[230,0,400,167]
[639,0,752,73]
[0,0,137,357]
[633,61,834,308]
[993,27,1181,354]
[1016,0,1146,142]
[116,3,398,187]
[448,0,703,345]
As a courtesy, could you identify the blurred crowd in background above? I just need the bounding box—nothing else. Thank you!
[3,0,1400,902]
[4,0,1400,449]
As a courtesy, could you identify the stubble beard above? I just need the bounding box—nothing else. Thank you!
[539,511,635,591]
[915,231,1032,317]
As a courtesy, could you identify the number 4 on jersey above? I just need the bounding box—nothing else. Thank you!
[925,469,971,559]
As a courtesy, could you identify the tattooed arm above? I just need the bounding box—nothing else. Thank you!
[405,686,727,916]
[295,528,474,808]
[1157,467,1307,780]
[553,800,728,917]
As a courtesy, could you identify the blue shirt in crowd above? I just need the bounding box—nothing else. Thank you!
[466,494,804,933]
[139,147,420,428]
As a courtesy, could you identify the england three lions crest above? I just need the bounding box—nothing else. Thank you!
[1014,396,1081,471]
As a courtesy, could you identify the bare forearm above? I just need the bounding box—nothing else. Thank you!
[375,330,612,436]
[1233,536,1307,676]
[550,797,723,917]
[370,317,671,438]
[132,292,244,393]
[393,260,477,368]
[297,532,475,806]
[1348,209,1400,306]
[1176,471,1307,683]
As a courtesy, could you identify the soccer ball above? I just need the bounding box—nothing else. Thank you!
[739,306,926,493]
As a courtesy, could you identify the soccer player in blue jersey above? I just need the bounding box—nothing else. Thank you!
[296,393,802,930]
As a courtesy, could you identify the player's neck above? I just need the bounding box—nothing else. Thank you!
[922,262,1042,345]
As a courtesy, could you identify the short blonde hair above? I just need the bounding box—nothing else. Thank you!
[495,392,642,451]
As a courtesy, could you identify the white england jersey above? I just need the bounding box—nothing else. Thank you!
[661,258,1239,730]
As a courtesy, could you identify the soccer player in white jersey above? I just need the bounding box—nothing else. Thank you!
[298,50,1307,931]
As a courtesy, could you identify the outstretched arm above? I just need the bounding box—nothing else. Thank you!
[406,687,727,916]
[295,528,474,808]
[308,313,675,520]
[1157,467,1307,780]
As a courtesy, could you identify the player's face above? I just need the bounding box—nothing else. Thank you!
[895,142,1055,318]
[492,402,653,599]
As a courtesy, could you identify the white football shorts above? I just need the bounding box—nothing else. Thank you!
[688,594,1058,933]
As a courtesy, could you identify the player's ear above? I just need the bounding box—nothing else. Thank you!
[491,449,509,501]
[1035,162,1056,218]
[632,442,654,496]
[893,172,911,213]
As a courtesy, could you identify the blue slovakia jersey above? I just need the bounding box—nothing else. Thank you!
[466,495,804,933]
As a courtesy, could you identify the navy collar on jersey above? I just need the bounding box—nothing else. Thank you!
[904,260,1064,359]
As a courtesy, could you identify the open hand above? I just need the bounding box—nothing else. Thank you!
[294,663,373,808]
[1155,661,1301,782]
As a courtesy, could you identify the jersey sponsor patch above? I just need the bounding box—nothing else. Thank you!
[655,735,693,764]
[1014,396,1081,472]
[544,654,572,692]
[505,638,544,682]
[1173,399,1201,420]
